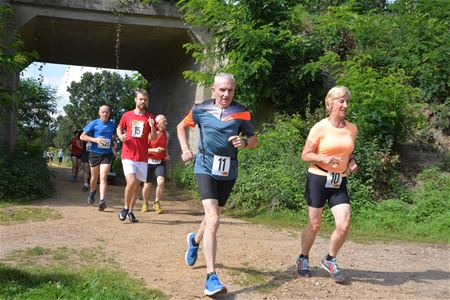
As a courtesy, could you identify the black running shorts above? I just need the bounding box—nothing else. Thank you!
[305,172,350,208]
[195,173,236,207]
[88,152,113,167]
[145,161,166,183]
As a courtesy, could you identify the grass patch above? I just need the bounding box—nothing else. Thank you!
[228,267,289,292]
[0,246,166,299]
[0,207,62,224]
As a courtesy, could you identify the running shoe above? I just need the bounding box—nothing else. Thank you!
[127,212,138,223]
[321,256,346,283]
[141,201,149,212]
[204,273,227,296]
[82,185,89,192]
[98,200,106,211]
[153,201,163,214]
[87,190,96,205]
[296,256,311,277]
[185,232,199,266]
[118,208,129,221]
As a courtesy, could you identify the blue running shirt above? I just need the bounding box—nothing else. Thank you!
[182,99,256,180]
[83,118,116,154]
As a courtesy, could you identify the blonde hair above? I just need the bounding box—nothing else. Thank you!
[325,86,351,114]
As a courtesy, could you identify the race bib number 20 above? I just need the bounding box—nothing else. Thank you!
[131,120,144,138]
[212,155,230,177]
[325,171,342,188]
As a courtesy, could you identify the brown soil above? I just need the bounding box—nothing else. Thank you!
[0,167,449,299]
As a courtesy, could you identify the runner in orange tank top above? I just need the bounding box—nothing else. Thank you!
[295,86,359,283]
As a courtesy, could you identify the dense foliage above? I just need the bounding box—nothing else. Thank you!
[53,71,148,150]
[174,0,449,242]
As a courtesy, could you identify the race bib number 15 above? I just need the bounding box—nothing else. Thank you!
[325,171,342,188]
[212,155,230,177]
[131,120,144,138]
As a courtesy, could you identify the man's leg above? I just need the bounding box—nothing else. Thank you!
[124,173,139,210]
[153,176,165,213]
[82,162,90,191]
[202,199,222,274]
[98,163,111,200]
[142,182,151,212]
[70,156,77,181]
[87,165,99,205]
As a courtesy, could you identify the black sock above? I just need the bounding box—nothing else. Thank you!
[192,239,199,247]
[206,272,216,279]
[326,254,334,261]
[299,254,309,259]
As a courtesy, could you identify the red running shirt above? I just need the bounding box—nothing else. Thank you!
[148,131,167,161]
[70,138,82,156]
[119,110,156,162]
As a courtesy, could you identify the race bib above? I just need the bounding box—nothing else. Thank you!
[211,155,230,176]
[148,158,161,165]
[86,142,92,152]
[131,120,144,138]
[98,138,111,149]
[325,171,342,188]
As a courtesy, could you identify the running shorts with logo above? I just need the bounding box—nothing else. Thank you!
[305,118,358,208]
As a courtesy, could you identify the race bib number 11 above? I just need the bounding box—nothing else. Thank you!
[212,155,230,177]
[325,171,342,188]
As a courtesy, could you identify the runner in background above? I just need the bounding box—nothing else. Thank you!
[141,114,169,214]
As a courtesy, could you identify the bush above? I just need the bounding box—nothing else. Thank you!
[0,142,52,202]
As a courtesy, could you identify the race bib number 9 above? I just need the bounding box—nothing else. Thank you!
[212,155,231,177]
[86,142,92,152]
[325,171,342,188]
[98,138,111,149]
[148,158,161,165]
[131,120,144,138]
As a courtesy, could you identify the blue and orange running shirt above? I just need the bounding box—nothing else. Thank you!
[182,99,256,180]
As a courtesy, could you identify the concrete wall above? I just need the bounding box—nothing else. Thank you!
[147,57,211,160]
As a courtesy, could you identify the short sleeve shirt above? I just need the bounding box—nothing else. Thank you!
[83,118,116,155]
[182,99,256,180]
[307,118,358,175]
[119,110,155,162]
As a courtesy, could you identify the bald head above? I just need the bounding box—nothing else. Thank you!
[155,114,167,130]
[98,105,111,121]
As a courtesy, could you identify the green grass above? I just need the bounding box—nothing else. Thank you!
[0,207,62,224]
[0,246,167,299]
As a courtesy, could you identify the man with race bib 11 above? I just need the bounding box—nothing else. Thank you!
[177,73,258,296]
[117,89,157,223]
[80,106,116,211]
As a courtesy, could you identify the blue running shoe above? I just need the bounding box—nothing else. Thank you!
[204,273,227,296]
[185,232,198,266]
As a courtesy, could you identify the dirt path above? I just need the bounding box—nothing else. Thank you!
[1,167,449,299]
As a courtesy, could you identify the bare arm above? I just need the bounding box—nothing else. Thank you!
[301,139,342,167]
[117,125,126,142]
[177,121,194,162]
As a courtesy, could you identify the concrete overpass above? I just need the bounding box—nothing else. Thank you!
[1,0,209,155]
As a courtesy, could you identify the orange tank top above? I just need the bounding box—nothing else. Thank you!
[306,118,358,176]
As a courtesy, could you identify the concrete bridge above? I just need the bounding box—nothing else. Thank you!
[1,0,208,155]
